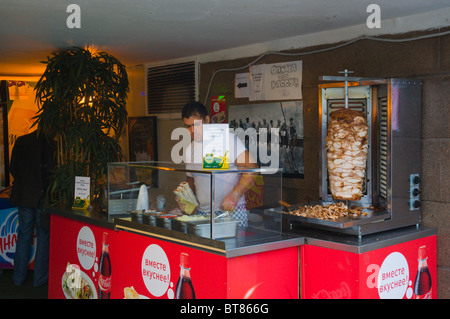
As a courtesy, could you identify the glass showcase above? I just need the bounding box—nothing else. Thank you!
[107,161,283,242]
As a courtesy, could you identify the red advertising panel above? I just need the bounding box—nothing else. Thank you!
[301,235,437,299]
[49,214,299,299]
[113,231,299,299]
[112,230,227,299]
[227,247,299,299]
[211,96,226,123]
[48,215,117,299]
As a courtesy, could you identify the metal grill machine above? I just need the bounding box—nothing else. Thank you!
[284,73,422,237]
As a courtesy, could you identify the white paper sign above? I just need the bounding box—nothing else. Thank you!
[248,61,302,101]
[265,61,302,100]
[235,72,249,98]
[202,124,229,169]
[249,64,265,101]
[73,176,90,209]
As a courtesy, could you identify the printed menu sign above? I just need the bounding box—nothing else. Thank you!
[73,176,90,209]
[202,124,229,170]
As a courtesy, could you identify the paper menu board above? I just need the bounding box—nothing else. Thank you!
[202,124,229,170]
[72,176,90,209]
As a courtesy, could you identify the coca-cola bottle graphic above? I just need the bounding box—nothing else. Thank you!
[98,232,111,299]
[175,252,195,299]
[413,245,432,299]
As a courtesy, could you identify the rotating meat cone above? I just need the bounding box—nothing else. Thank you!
[326,108,368,201]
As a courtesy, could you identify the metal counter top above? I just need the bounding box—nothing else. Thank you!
[48,206,303,258]
[47,206,115,229]
[291,224,437,254]
[48,206,436,257]
[114,217,303,258]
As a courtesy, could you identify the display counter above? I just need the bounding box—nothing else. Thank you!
[48,206,436,299]
[47,162,437,299]
[48,206,302,299]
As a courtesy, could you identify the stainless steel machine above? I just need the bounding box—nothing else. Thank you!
[284,75,422,237]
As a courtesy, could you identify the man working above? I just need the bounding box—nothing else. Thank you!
[180,101,258,227]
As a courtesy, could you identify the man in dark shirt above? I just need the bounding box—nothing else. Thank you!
[9,130,55,287]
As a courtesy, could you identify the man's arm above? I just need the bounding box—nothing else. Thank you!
[231,150,258,195]
[221,150,258,212]
[186,175,196,194]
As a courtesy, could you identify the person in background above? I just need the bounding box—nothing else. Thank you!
[9,129,56,287]
[180,101,258,227]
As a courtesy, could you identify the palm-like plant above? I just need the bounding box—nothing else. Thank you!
[33,47,129,209]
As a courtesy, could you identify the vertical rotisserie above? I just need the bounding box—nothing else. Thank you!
[326,108,368,201]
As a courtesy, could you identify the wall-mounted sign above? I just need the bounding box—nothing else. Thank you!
[234,73,249,98]
[249,60,302,101]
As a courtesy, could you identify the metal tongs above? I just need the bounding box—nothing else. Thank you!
[279,200,293,213]
[215,211,230,220]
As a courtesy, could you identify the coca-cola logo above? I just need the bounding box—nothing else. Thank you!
[311,282,352,299]
[98,274,111,292]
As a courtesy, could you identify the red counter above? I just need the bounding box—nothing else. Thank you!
[48,212,300,299]
[48,208,437,299]
[301,230,437,299]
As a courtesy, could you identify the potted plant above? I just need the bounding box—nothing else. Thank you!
[33,47,129,209]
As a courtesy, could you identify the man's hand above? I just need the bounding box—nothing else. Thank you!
[221,191,241,212]
[175,195,197,215]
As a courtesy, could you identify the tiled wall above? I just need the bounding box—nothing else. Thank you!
[421,76,450,299]
[199,30,450,298]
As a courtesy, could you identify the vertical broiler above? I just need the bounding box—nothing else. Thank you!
[285,75,422,237]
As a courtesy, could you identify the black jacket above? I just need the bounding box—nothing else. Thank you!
[9,131,56,208]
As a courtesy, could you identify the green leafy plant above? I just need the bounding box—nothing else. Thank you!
[33,47,129,209]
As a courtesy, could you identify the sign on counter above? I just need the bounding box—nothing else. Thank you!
[202,124,229,170]
[73,176,90,209]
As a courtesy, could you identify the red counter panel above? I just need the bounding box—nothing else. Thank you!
[48,214,299,299]
[301,235,437,299]
[48,215,117,299]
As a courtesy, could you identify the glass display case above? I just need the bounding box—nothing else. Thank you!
[107,161,283,242]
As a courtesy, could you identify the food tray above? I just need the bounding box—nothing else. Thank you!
[172,218,188,233]
[172,215,211,233]
[128,210,163,225]
[268,201,390,229]
[155,214,179,230]
[186,217,239,239]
